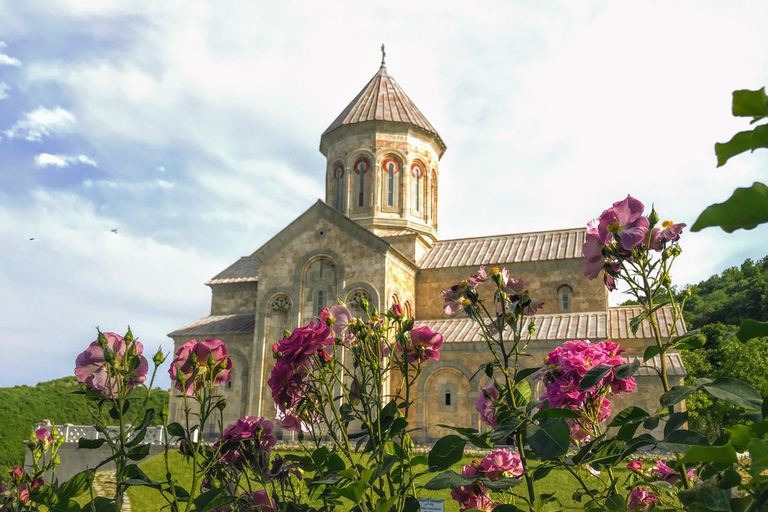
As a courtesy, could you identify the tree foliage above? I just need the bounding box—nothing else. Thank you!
[678,256,768,439]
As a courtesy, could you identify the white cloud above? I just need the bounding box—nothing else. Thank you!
[0,188,221,387]
[4,106,77,141]
[34,153,97,168]
[0,82,9,100]
[0,41,21,66]
[82,179,175,193]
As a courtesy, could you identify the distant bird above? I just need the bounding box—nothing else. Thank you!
[29,238,34,240]
[111,229,118,234]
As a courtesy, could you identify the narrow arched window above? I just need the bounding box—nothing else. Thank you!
[558,285,573,312]
[387,162,395,207]
[317,290,325,316]
[445,390,451,406]
[358,161,366,207]
[334,166,344,211]
[411,164,423,213]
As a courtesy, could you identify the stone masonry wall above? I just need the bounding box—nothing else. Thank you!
[416,259,609,320]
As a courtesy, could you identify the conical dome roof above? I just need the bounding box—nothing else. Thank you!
[322,64,440,137]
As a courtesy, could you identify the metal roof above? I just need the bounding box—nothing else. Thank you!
[415,306,685,342]
[168,314,255,337]
[322,65,439,138]
[418,228,586,269]
[206,257,259,285]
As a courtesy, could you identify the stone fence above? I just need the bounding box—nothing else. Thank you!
[26,424,176,482]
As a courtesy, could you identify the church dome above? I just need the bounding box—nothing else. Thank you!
[321,64,444,149]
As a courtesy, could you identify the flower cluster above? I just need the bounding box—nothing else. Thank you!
[169,338,232,396]
[214,416,277,471]
[268,320,334,431]
[0,466,44,507]
[475,381,501,428]
[450,449,524,512]
[397,325,443,363]
[653,460,695,485]
[75,331,149,398]
[628,487,658,511]
[441,266,543,318]
[583,195,687,290]
[538,340,636,442]
[213,490,275,512]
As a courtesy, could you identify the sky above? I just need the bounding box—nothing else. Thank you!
[1,1,767,390]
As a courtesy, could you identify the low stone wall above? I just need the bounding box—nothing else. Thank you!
[25,424,172,482]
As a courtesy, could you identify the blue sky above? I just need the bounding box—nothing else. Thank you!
[1,1,767,389]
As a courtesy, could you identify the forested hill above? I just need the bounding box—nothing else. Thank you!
[683,255,768,330]
[0,377,168,473]
[677,255,768,439]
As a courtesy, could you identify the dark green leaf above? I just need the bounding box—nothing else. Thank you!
[630,312,648,335]
[643,345,659,362]
[78,438,107,450]
[527,419,570,460]
[127,443,151,461]
[691,182,768,232]
[532,408,580,421]
[424,471,477,490]
[329,481,367,503]
[664,412,689,438]
[372,455,398,480]
[614,360,640,380]
[616,421,642,441]
[437,425,478,436]
[736,319,768,342]
[491,505,526,512]
[719,469,742,489]
[126,428,146,448]
[732,87,768,118]
[605,493,626,511]
[660,385,697,408]
[166,422,185,438]
[643,416,660,431]
[657,429,709,452]
[428,435,466,470]
[194,487,235,512]
[57,470,93,500]
[374,497,398,512]
[679,444,738,465]
[608,407,650,427]
[701,378,763,409]
[489,417,523,445]
[577,365,612,391]
[485,364,494,379]
[483,477,523,490]
[515,367,542,383]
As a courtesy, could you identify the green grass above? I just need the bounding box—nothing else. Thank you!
[126,450,630,512]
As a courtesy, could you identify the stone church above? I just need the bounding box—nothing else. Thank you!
[169,58,685,442]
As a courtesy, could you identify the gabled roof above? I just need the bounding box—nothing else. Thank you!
[414,306,685,343]
[418,228,586,269]
[322,65,440,138]
[206,257,259,285]
[168,314,255,337]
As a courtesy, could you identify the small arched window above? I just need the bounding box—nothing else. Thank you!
[334,165,344,211]
[439,382,457,412]
[354,159,369,208]
[411,164,423,214]
[227,370,234,389]
[558,285,573,313]
[317,290,325,316]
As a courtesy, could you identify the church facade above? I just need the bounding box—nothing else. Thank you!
[168,60,685,442]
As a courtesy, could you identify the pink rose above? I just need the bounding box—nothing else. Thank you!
[475,382,500,428]
[390,303,404,317]
[398,326,443,363]
[169,338,232,396]
[215,416,277,468]
[627,460,642,471]
[75,332,148,398]
[628,487,657,511]
[479,449,523,480]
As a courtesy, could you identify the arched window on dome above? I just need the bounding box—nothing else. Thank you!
[411,164,423,216]
[558,285,573,313]
[353,158,370,210]
[334,165,345,212]
[381,157,400,211]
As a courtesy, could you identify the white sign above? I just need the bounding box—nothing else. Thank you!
[417,498,444,512]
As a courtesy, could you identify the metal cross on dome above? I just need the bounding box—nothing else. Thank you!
[381,44,386,66]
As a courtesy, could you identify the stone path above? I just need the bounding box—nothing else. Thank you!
[92,470,131,512]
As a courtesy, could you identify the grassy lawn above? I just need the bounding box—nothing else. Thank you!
[126,450,630,512]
